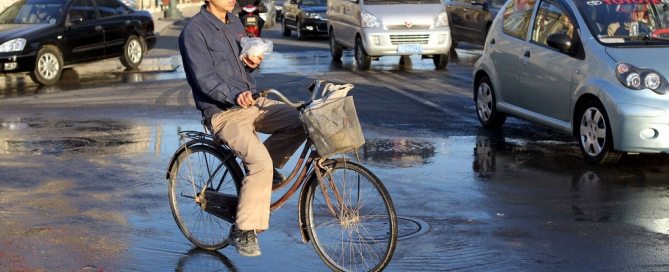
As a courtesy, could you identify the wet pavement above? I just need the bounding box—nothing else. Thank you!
[2,20,669,272]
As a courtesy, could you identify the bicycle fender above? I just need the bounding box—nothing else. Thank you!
[297,158,349,243]
[165,139,232,180]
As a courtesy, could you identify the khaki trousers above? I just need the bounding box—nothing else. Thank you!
[209,97,306,231]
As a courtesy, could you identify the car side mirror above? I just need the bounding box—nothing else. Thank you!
[69,14,83,24]
[546,33,572,52]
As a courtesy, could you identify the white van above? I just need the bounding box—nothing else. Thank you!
[327,0,452,70]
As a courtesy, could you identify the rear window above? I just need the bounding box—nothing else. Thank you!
[502,0,537,39]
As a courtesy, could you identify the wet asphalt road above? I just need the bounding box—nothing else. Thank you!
[2,20,669,271]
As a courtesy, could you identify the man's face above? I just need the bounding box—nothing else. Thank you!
[632,9,646,21]
[208,0,237,13]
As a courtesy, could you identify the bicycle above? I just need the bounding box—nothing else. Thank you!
[165,80,398,272]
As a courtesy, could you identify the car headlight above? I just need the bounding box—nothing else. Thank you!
[304,12,319,19]
[361,12,381,28]
[434,11,449,27]
[0,38,27,53]
[615,63,668,95]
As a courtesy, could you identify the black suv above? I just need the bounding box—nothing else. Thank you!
[444,0,505,48]
[281,0,327,39]
[0,0,156,85]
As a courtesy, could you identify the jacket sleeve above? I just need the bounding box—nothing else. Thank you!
[179,26,237,105]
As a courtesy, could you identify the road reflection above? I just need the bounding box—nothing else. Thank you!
[175,248,239,272]
[360,138,436,168]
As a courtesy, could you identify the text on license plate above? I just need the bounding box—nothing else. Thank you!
[397,44,422,54]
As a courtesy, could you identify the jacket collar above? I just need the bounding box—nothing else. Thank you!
[200,4,232,31]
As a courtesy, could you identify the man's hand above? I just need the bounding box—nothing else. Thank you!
[236,91,255,108]
[241,53,263,69]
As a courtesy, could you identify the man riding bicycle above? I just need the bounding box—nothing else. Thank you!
[178,0,306,257]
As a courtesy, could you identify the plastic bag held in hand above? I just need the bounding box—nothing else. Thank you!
[240,37,273,59]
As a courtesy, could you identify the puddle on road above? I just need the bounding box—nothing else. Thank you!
[3,117,669,270]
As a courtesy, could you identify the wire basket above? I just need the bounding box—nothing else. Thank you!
[301,96,365,157]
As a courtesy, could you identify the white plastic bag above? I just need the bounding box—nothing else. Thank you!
[240,37,273,58]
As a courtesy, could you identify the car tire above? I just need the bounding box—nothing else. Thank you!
[475,75,506,129]
[354,36,371,70]
[29,45,63,86]
[329,30,343,61]
[577,100,622,164]
[433,54,449,70]
[120,35,144,70]
[296,20,304,40]
[282,18,291,36]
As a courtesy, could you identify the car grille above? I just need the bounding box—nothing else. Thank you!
[390,34,430,45]
[386,25,430,30]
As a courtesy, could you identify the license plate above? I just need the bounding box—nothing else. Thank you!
[246,17,257,24]
[397,44,422,54]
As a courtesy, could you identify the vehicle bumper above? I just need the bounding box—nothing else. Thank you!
[0,51,36,74]
[613,102,669,153]
[300,18,328,35]
[145,32,158,51]
[361,27,451,56]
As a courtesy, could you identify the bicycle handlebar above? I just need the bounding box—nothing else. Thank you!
[257,88,306,108]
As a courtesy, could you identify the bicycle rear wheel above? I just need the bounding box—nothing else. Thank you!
[304,160,398,272]
[168,144,243,250]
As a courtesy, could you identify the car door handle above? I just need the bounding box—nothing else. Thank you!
[95,25,103,31]
[524,51,530,57]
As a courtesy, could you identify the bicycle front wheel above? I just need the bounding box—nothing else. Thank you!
[304,160,398,272]
[168,144,243,250]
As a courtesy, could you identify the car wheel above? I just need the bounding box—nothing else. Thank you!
[433,54,449,70]
[577,100,622,164]
[120,35,144,70]
[329,30,343,61]
[282,18,291,36]
[354,36,371,70]
[296,20,304,40]
[29,45,63,86]
[475,75,506,129]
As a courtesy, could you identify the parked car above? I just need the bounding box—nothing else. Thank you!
[327,0,452,70]
[0,0,157,85]
[443,0,505,48]
[473,0,669,164]
[282,0,328,39]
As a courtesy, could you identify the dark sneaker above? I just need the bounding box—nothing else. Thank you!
[229,226,261,257]
[273,168,285,185]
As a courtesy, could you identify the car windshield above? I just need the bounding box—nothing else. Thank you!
[0,0,65,25]
[301,0,326,6]
[365,0,441,4]
[575,0,669,45]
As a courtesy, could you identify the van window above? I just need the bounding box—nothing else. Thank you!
[365,0,441,4]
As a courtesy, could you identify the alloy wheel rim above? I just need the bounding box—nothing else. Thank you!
[38,52,59,80]
[128,39,142,63]
[476,83,492,121]
[580,107,606,156]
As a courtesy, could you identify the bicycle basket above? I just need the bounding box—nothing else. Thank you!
[301,96,365,157]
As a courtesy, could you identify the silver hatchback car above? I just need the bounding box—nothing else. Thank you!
[474,0,669,164]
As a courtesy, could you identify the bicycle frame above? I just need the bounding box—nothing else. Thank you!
[167,128,345,243]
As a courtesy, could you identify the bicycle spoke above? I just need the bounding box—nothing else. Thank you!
[168,145,241,250]
[306,161,397,271]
